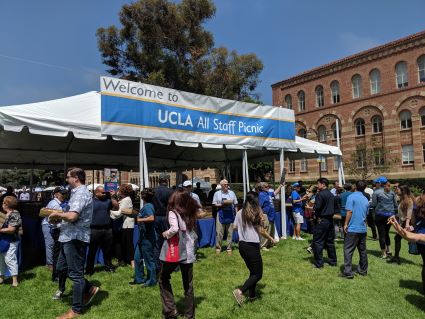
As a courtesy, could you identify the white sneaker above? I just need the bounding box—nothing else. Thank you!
[292,236,296,240]
[296,237,305,241]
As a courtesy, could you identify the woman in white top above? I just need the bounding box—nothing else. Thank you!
[110,184,134,267]
[232,191,268,307]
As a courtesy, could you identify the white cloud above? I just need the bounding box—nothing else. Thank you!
[339,32,382,54]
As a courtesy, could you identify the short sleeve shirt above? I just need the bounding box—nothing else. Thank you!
[4,210,21,242]
[59,185,93,243]
[138,203,155,241]
[43,198,63,226]
[291,190,304,214]
[345,191,369,233]
[259,191,275,222]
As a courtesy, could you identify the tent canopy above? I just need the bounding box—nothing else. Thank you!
[0,92,341,170]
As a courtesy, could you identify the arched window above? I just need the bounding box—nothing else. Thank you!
[400,110,412,129]
[316,86,324,107]
[352,74,362,98]
[318,125,327,142]
[330,81,340,104]
[420,108,425,126]
[331,122,341,139]
[418,55,425,83]
[284,94,292,109]
[370,69,381,94]
[371,116,383,133]
[298,128,307,138]
[396,61,408,88]
[355,118,365,136]
[298,91,305,111]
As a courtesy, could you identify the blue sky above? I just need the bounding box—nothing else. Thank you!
[0,0,424,106]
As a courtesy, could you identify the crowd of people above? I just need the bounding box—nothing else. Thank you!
[0,170,424,318]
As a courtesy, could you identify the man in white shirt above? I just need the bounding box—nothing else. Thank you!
[19,187,30,201]
[182,181,201,205]
[212,179,238,255]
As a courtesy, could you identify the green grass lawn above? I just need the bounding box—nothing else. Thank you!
[1,231,424,319]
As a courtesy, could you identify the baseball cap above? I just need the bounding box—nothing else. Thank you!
[378,176,388,184]
[53,186,68,194]
[182,180,192,187]
[292,182,300,187]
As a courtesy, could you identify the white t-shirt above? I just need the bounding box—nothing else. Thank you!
[19,192,30,201]
[212,190,238,206]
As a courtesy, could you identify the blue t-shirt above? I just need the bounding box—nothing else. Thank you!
[259,191,275,222]
[291,190,304,215]
[345,191,369,233]
[340,191,353,217]
[138,203,155,241]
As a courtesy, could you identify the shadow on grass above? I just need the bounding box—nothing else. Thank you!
[175,295,206,313]
[196,251,207,261]
[366,250,416,265]
[405,294,425,312]
[18,271,36,283]
[61,288,109,309]
[400,279,424,294]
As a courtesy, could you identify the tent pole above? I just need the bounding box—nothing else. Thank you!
[245,151,250,194]
[92,169,95,189]
[280,149,287,239]
[242,151,247,200]
[29,161,34,199]
[336,119,343,186]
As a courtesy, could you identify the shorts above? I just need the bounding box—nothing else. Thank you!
[293,212,304,224]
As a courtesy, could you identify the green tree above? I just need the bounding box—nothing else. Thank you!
[345,143,399,181]
[97,0,264,102]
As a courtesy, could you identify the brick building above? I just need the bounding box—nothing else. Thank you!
[272,30,425,181]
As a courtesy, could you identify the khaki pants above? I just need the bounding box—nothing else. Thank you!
[260,220,275,248]
[215,215,233,251]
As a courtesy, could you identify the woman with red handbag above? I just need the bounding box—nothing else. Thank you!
[159,190,200,319]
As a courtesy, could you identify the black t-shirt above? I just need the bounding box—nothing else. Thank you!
[153,185,173,217]
[91,198,112,226]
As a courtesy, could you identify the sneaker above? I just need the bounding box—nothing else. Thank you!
[55,308,81,319]
[306,246,313,254]
[52,289,64,300]
[261,247,269,251]
[83,286,99,307]
[292,236,296,240]
[381,253,388,259]
[340,273,354,279]
[232,289,244,307]
[296,237,306,241]
[226,250,232,256]
[215,249,221,256]
[129,280,145,285]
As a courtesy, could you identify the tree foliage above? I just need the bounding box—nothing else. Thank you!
[345,143,399,181]
[97,0,263,102]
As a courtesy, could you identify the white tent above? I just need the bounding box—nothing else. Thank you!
[86,183,103,191]
[0,90,343,238]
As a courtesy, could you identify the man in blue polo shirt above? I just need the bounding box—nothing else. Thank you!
[342,180,369,279]
[291,183,307,240]
[258,182,276,249]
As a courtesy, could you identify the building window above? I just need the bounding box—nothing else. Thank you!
[331,122,341,139]
[396,61,408,88]
[330,81,340,104]
[284,94,292,109]
[289,159,295,172]
[315,86,324,107]
[333,157,339,171]
[352,74,362,98]
[318,125,327,142]
[300,158,308,172]
[355,118,365,136]
[420,108,425,126]
[402,144,414,165]
[400,110,412,129]
[320,158,327,171]
[204,177,210,182]
[374,148,385,166]
[356,150,365,168]
[298,128,307,138]
[370,69,381,94]
[298,91,305,111]
[418,55,425,83]
[371,116,383,133]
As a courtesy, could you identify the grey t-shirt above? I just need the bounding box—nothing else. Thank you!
[234,210,260,243]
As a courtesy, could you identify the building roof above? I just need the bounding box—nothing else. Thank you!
[272,30,425,89]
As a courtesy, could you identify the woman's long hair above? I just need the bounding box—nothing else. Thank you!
[415,190,425,220]
[167,189,200,231]
[242,191,262,230]
[399,185,414,214]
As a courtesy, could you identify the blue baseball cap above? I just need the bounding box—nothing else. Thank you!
[378,176,388,184]
[292,182,300,187]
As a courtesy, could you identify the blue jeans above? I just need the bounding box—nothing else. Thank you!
[56,240,92,314]
[142,238,156,285]
[134,243,145,284]
[42,223,54,265]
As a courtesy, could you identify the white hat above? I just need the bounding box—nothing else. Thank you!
[183,180,192,187]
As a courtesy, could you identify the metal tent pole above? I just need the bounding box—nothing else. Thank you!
[280,149,287,239]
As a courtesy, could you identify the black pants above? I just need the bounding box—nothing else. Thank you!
[312,218,337,268]
[86,227,114,273]
[122,228,135,264]
[375,215,391,250]
[51,228,61,281]
[394,221,407,258]
[343,232,368,276]
[154,216,168,273]
[239,241,263,298]
[418,244,425,295]
[113,229,123,262]
[159,262,194,319]
[367,209,378,239]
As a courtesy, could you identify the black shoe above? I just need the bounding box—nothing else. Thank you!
[387,257,400,264]
[129,280,144,285]
[105,267,116,273]
[340,273,354,279]
[85,270,94,276]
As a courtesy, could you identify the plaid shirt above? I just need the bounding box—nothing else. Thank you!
[59,185,93,243]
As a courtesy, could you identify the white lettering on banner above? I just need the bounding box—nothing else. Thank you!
[213,119,237,135]
[158,110,193,127]
[238,122,264,134]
